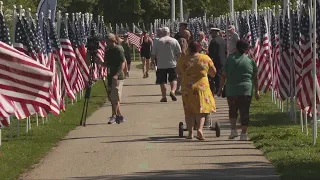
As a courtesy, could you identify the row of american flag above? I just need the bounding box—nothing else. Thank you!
[0,7,110,128]
[208,2,320,116]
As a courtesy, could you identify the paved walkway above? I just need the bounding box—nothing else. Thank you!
[23,63,279,180]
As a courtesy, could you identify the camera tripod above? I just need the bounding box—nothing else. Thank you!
[80,52,109,126]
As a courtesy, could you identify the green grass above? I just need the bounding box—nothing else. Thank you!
[249,93,320,180]
[0,81,107,180]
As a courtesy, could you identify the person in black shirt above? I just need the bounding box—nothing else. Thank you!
[174,22,188,40]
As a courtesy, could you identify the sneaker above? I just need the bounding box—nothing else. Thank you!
[108,116,116,124]
[160,97,167,102]
[169,92,177,101]
[116,116,125,124]
[146,72,149,78]
[240,133,249,141]
[228,130,239,139]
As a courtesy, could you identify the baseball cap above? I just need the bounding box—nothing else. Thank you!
[228,25,235,30]
[210,27,220,32]
[162,27,170,33]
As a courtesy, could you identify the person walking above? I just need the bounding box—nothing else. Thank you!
[174,22,188,40]
[140,31,153,78]
[151,28,163,70]
[227,25,240,55]
[198,31,208,54]
[208,28,227,93]
[217,40,260,141]
[95,33,126,124]
[177,40,217,140]
[121,33,132,77]
[151,27,182,102]
[176,38,188,95]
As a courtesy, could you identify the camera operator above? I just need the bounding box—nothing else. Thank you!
[95,33,126,124]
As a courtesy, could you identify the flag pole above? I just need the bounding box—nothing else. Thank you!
[312,0,318,145]
[171,0,175,31]
[179,0,183,22]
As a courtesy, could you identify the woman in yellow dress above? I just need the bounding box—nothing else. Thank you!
[177,40,217,140]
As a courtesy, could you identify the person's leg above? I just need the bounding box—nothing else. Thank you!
[185,114,195,139]
[239,96,252,140]
[176,75,182,94]
[168,68,177,101]
[156,69,168,102]
[145,59,150,77]
[195,113,206,140]
[227,96,239,139]
[141,57,146,77]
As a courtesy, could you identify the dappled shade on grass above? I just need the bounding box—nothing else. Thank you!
[249,93,320,180]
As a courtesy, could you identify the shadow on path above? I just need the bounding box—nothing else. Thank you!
[69,161,279,180]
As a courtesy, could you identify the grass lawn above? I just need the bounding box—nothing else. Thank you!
[0,81,107,180]
[249,93,320,180]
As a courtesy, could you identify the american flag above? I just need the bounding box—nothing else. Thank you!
[0,12,11,45]
[60,19,83,93]
[49,17,75,106]
[13,15,45,119]
[0,94,15,128]
[279,13,292,101]
[248,14,260,63]
[0,12,13,127]
[291,10,303,105]
[239,15,251,44]
[127,32,141,50]
[299,6,320,113]
[257,14,272,93]
[0,41,54,116]
[270,14,281,99]
[70,19,89,86]
[14,17,37,61]
[43,19,61,115]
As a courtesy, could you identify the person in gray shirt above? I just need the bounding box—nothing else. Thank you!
[228,25,240,55]
[151,27,182,102]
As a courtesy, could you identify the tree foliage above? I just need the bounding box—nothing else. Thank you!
[1,0,283,24]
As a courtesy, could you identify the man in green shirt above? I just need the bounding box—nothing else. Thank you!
[95,33,126,124]
[217,40,260,141]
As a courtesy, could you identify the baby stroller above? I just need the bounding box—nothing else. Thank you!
[178,76,221,138]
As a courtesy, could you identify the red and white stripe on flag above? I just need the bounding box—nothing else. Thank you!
[0,41,53,112]
[0,94,14,128]
[127,32,141,51]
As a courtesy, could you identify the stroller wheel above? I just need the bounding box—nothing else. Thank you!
[215,122,221,137]
[179,122,184,138]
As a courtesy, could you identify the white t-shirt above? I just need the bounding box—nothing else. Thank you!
[151,36,182,69]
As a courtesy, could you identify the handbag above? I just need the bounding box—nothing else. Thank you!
[221,55,245,98]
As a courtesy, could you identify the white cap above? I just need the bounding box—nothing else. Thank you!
[210,28,220,31]
[228,25,235,30]
[162,27,170,33]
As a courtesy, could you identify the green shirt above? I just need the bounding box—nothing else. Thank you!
[104,45,125,80]
[222,52,258,96]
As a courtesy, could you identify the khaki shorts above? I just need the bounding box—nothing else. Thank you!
[109,79,124,102]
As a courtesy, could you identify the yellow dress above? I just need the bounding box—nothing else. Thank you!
[177,54,216,115]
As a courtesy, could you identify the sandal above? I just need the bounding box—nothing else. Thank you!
[186,134,193,139]
[196,131,205,141]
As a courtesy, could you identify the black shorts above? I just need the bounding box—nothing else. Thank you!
[227,96,252,126]
[156,68,177,84]
[141,52,151,59]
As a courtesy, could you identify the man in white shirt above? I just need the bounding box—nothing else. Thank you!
[228,25,240,55]
[151,27,182,102]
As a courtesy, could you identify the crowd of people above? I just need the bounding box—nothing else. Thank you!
[96,22,261,141]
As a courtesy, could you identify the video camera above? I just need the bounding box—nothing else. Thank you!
[86,34,103,54]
